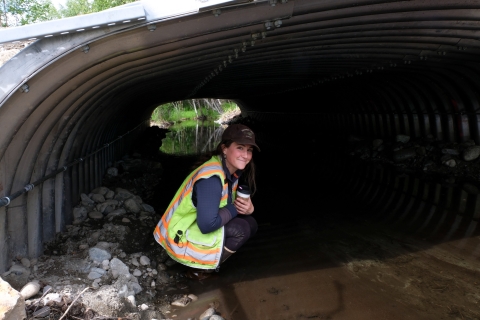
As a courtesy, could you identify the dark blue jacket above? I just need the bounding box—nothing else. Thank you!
[192,157,242,234]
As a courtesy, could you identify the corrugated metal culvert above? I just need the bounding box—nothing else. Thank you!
[1,0,480,279]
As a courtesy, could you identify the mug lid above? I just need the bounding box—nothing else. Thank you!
[237,184,250,195]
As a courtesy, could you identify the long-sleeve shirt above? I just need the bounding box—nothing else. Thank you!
[192,157,242,234]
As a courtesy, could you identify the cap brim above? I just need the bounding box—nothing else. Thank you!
[236,139,260,152]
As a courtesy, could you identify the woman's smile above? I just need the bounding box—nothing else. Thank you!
[223,142,253,174]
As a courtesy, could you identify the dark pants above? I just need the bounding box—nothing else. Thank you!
[224,215,258,252]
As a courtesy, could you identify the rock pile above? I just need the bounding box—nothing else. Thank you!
[102,154,163,206]
[72,186,156,225]
[347,134,480,184]
[0,181,227,319]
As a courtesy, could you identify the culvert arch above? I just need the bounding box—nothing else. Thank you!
[0,0,480,288]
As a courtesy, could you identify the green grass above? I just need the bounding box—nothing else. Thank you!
[151,100,237,123]
[168,119,216,129]
[222,102,238,112]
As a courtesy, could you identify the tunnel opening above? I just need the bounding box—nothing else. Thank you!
[148,98,240,155]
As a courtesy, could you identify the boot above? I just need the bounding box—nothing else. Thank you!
[220,246,235,264]
[185,268,214,280]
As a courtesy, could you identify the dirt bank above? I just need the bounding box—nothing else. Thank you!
[0,40,34,67]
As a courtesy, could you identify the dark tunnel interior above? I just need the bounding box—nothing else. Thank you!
[1,0,480,290]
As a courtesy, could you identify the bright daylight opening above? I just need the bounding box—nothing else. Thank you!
[150,99,240,155]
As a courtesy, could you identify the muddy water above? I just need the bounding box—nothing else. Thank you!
[153,134,480,319]
[166,204,480,319]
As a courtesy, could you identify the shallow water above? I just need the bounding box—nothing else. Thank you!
[160,121,224,155]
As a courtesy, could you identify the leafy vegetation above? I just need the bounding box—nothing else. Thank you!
[59,0,135,18]
[0,0,135,27]
[1,0,59,26]
[160,120,223,155]
[151,99,239,124]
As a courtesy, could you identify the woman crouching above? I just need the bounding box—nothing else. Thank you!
[153,124,259,280]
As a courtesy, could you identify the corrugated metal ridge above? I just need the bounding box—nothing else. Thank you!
[0,0,255,45]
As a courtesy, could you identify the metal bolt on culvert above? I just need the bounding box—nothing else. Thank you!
[274,20,282,27]
[20,84,29,93]
[147,24,156,32]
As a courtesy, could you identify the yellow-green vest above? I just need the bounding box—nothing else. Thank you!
[153,155,238,269]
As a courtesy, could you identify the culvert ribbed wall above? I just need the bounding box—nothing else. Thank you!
[1,0,480,275]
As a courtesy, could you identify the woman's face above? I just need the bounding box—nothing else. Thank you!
[222,142,254,174]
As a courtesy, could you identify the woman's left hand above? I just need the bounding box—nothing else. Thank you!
[234,197,254,215]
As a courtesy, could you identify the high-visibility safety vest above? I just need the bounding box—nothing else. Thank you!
[153,155,238,270]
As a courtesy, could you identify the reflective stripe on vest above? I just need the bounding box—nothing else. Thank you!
[153,155,237,269]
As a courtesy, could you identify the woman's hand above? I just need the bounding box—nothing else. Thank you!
[234,197,254,215]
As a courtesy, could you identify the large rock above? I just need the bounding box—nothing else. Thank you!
[89,247,111,263]
[109,258,130,279]
[132,269,142,277]
[104,206,114,214]
[87,271,103,280]
[444,159,456,167]
[139,256,150,266]
[0,276,27,320]
[92,187,109,195]
[105,190,115,199]
[115,188,134,200]
[106,209,127,219]
[199,307,216,320]
[96,200,119,213]
[91,194,106,203]
[88,211,103,220]
[142,204,155,213]
[19,281,40,299]
[463,146,480,161]
[81,194,94,205]
[73,207,88,222]
[124,199,141,213]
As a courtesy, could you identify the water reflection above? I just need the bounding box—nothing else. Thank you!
[160,120,224,155]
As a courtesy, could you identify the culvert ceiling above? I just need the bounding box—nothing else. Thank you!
[1,0,480,272]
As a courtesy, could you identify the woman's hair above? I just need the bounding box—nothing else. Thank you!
[192,139,257,195]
